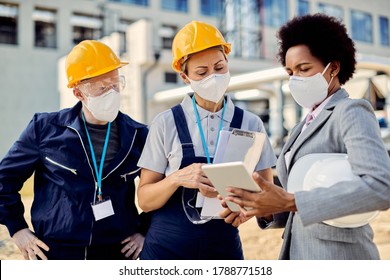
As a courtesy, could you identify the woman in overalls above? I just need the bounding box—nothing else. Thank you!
[137,21,277,260]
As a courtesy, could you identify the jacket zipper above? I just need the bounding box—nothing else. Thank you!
[45,156,77,175]
[67,125,137,247]
[120,167,141,182]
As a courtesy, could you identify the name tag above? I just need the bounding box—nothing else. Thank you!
[91,198,115,221]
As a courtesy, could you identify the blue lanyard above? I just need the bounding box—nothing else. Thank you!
[192,96,226,164]
[81,113,111,201]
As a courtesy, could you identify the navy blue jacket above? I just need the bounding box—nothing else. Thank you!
[0,102,149,246]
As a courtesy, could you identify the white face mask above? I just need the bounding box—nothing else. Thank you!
[188,72,231,103]
[83,88,120,122]
[288,63,333,109]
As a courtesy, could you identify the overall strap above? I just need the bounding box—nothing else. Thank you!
[230,106,244,129]
[171,104,195,158]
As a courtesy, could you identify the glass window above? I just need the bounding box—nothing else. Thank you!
[118,18,134,55]
[33,8,56,48]
[108,0,148,6]
[71,13,102,45]
[297,0,309,16]
[160,24,177,50]
[0,2,18,45]
[351,10,373,43]
[379,16,389,46]
[161,0,188,13]
[200,0,224,17]
[262,0,288,28]
[318,3,343,20]
[164,72,177,83]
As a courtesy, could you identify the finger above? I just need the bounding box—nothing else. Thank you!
[224,212,240,224]
[121,236,132,244]
[35,248,48,260]
[35,239,50,252]
[199,183,217,193]
[218,208,231,219]
[121,241,134,254]
[252,172,269,190]
[21,250,29,260]
[27,248,38,260]
[232,217,241,228]
[132,247,142,260]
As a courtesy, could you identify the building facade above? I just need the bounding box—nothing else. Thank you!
[0,0,389,157]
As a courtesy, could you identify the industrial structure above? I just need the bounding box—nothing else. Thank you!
[1,0,389,157]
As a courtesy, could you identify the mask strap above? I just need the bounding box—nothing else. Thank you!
[321,62,331,75]
[322,62,334,86]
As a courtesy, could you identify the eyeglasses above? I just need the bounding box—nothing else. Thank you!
[77,75,126,97]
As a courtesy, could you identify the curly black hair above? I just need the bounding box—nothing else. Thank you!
[276,13,356,85]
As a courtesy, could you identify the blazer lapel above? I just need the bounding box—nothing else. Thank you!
[286,89,350,174]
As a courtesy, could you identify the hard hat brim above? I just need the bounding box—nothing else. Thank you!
[67,61,129,88]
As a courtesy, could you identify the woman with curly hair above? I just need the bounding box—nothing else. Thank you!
[221,14,390,259]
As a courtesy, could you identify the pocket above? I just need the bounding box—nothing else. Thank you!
[120,167,141,182]
[310,222,358,244]
[45,156,77,175]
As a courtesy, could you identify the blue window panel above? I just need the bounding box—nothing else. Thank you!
[263,0,289,28]
[200,0,224,17]
[297,0,309,16]
[379,16,389,46]
[109,0,148,6]
[351,10,373,43]
[318,3,343,20]
[161,0,188,12]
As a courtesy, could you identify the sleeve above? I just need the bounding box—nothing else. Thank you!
[137,114,169,174]
[295,100,390,226]
[0,114,41,236]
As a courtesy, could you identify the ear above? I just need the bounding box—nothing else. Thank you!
[330,61,340,77]
[179,73,190,85]
[73,87,85,101]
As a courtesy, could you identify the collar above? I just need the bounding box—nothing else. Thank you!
[181,93,235,124]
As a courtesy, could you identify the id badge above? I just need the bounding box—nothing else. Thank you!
[91,197,115,221]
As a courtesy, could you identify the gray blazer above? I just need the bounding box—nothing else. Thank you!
[275,88,390,259]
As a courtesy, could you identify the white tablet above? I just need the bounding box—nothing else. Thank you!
[201,161,261,212]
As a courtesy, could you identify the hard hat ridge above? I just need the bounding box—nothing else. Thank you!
[171,21,231,73]
[66,40,128,88]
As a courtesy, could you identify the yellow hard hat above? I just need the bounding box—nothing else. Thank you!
[66,40,128,88]
[171,21,231,72]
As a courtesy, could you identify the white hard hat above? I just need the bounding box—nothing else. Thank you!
[288,153,378,228]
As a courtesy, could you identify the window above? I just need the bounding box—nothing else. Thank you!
[71,13,102,45]
[109,0,148,6]
[351,10,373,43]
[160,24,177,50]
[165,72,177,84]
[161,0,188,13]
[224,0,262,59]
[262,0,288,28]
[200,0,224,17]
[297,0,309,16]
[0,2,18,45]
[118,18,134,55]
[317,3,343,20]
[379,16,389,46]
[33,8,56,48]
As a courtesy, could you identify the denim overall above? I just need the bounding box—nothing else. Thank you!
[140,104,245,260]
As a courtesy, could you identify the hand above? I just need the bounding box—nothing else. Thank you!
[171,163,217,196]
[218,195,252,227]
[121,233,145,259]
[225,172,296,218]
[12,228,49,260]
